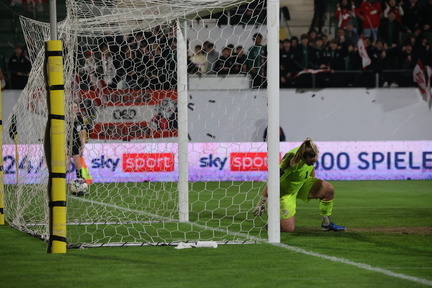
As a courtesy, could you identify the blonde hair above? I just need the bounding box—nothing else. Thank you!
[291,137,319,166]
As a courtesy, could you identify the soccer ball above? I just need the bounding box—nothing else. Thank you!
[69,178,88,196]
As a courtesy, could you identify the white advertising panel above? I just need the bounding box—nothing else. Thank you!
[3,141,431,184]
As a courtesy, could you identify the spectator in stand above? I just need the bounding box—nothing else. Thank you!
[113,35,126,54]
[310,36,329,87]
[321,34,329,49]
[379,10,409,86]
[378,10,408,48]
[290,36,299,53]
[232,46,247,74]
[167,26,176,41]
[147,25,166,47]
[295,34,312,68]
[166,37,178,88]
[279,39,296,88]
[357,0,383,42]
[78,50,99,119]
[0,51,6,77]
[402,32,417,48]
[148,45,168,90]
[203,42,219,74]
[202,41,211,52]
[383,0,404,23]
[312,37,327,62]
[398,42,415,86]
[121,46,138,89]
[8,45,31,89]
[335,27,347,44]
[79,50,99,90]
[402,0,421,32]
[420,0,432,45]
[367,39,387,86]
[310,0,326,35]
[0,69,6,90]
[344,21,361,74]
[335,0,357,30]
[412,26,423,41]
[190,45,208,75]
[293,34,314,87]
[227,44,235,54]
[96,43,116,88]
[338,29,349,47]
[246,33,267,88]
[308,28,319,47]
[106,34,121,55]
[345,21,360,48]
[325,38,349,87]
[136,40,151,89]
[214,47,236,75]
[412,36,432,66]
[128,31,144,52]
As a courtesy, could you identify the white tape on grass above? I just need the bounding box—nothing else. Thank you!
[76,197,432,287]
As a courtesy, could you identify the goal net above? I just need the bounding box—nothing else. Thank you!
[4,0,273,247]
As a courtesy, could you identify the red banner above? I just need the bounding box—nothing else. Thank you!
[81,89,178,140]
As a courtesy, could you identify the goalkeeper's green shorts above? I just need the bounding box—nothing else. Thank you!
[280,177,318,219]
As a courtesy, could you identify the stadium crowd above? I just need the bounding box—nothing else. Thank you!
[2,0,432,90]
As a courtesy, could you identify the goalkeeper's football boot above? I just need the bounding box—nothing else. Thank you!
[321,222,346,231]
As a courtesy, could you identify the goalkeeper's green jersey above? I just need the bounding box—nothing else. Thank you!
[279,147,315,196]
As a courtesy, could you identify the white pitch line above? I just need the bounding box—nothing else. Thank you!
[296,206,430,210]
[75,197,432,287]
[385,267,432,270]
[271,242,432,287]
[75,197,173,221]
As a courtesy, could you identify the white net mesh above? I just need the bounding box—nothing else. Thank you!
[4,0,270,247]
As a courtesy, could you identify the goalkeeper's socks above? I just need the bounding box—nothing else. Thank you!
[322,215,331,226]
[319,199,334,219]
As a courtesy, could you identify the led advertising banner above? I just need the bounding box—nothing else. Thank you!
[2,141,432,184]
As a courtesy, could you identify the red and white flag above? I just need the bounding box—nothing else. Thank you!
[413,60,432,108]
[81,89,179,140]
[357,36,371,69]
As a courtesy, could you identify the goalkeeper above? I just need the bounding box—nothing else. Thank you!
[253,138,346,232]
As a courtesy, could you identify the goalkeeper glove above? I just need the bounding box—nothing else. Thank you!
[253,196,267,216]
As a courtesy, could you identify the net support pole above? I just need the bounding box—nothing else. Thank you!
[177,20,189,222]
[45,40,67,254]
[266,0,281,243]
[49,0,57,40]
[0,88,4,225]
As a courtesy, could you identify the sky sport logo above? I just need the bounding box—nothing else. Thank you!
[230,152,268,171]
[122,153,175,172]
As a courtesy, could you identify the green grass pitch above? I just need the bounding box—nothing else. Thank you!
[1,180,431,288]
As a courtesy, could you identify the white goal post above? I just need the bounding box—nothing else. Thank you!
[3,0,281,249]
